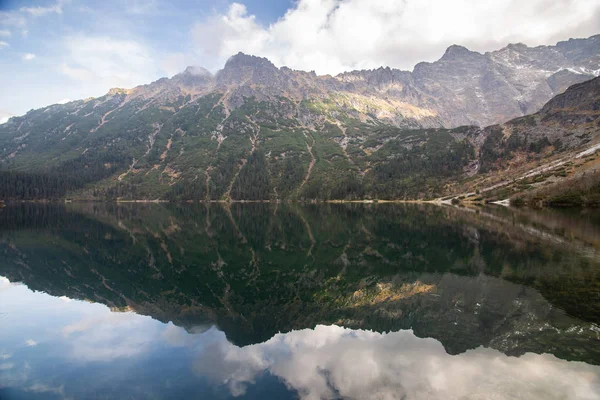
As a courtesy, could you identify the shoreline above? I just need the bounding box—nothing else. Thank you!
[0,198,498,209]
[2,198,599,209]
[2,198,442,204]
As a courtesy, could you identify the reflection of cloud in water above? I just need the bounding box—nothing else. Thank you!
[2,275,599,399]
[161,322,211,347]
[62,312,160,362]
[0,362,14,370]
[194,325,600,400]
[0,276,16,292]
[25,383,65,395]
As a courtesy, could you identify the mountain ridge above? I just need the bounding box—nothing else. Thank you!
[0,36,599,202]
[20,34,598,130]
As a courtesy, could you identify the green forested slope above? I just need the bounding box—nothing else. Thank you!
[0,88,480,200]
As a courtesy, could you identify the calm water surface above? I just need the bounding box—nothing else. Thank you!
[0,203,599,399]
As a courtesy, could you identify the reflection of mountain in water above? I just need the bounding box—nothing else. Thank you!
[3,279,598,400]
[0,203,598,364]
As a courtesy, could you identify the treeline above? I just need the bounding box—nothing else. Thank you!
[92,183,142,200]
[166,179,207,201]
[0,136,475,202]
[0,170,69,200]
[0,148,129,200]
[374,142,473,181]
[300,173,366,201]
[371,138,475,199]
[51,149,128,189]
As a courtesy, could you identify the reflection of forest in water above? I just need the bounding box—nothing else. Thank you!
[0,203,598,364]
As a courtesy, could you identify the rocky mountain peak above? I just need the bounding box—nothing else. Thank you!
[216,52,283,95]
[165,66,215,96]
[441,44,482,61]
[223,52,276,70]
[506,42,528,50]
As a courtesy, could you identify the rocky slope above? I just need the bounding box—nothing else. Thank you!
[475,76,600,171]
[0,36,598,201]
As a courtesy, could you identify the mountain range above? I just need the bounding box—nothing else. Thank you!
[0,35,599,201]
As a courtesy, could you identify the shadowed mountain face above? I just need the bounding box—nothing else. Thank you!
[0,203,598,365]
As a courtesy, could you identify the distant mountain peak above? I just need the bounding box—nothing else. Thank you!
[442,44,481,60]
[506,42,528,49]
[224,52,276,69]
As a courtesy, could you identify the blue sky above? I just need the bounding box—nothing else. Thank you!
[1,0,599,119]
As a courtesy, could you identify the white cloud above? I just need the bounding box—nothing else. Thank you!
[0,10,27,29]
[191,0,600,74]
[59,36,159,89]
[0,29,11,37]
[25,339,37,347]
[0,41,9,49]
[0,276,13,290]
[124,0,160,15]
[161,52,198,77]
[0,275,18,292]
[62,312,159,362]
[20,0,68,17]
[0,116,11,125]
[59,62,93,81]
[191,3,269,71]
[23,53,36,61]
[161,322,210,347]
[195,325,600,400]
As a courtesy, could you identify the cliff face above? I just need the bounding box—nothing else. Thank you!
[336,35,599,128]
